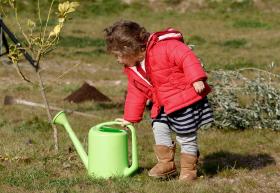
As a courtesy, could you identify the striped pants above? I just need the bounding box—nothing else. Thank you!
[151,97,213,155]
[152,122,198,155]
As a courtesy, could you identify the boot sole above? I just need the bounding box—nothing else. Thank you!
[148,169,177,179]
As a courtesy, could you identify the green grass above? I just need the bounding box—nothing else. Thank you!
[208,0,254,11]
[59,36,106,48]
[13,116,51,133]
[0,123,279,192]
[186,35,207,45]
[88,0,129,16]
[62,84,81,93]
[232,20,271,29]
[220,39,247,48]
[1,1,280,192]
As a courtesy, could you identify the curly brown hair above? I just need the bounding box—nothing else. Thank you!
[104,20,150,56]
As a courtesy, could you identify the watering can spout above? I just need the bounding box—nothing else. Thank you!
[52,111,88,169]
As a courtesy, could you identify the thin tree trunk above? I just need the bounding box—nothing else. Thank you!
[36,70,58,152]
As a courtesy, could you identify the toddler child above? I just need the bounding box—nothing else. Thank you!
[104,20,213,181]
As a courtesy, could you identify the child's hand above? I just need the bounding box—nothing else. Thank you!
[115,118,131,127]
[192,81,205,94]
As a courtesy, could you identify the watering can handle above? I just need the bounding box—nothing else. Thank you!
[94,121,130,128]
[124,124,138,176]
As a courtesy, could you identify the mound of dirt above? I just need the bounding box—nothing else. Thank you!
[64,82,111,103]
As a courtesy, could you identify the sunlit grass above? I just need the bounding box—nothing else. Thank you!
[1,1,280,192]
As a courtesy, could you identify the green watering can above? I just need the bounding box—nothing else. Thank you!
[52,111,138,178]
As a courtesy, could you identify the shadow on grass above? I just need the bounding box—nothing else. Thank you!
[200,150,276,177]
[133,167,177,181]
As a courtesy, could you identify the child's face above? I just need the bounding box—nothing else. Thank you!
[113,51,144,67]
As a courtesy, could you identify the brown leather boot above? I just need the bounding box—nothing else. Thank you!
[148,144,177,178]
[179,153,198,181]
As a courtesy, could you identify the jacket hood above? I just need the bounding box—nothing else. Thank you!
[147,28,184,45]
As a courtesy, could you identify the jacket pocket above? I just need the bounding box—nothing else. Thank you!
[168,75,188,90]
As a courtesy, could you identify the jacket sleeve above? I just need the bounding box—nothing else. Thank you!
[167,40,207,83]
[123,77,148,123]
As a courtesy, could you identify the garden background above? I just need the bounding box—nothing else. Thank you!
[0,0,279,192]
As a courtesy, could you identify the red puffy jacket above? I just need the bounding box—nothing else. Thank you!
[123,29,211,123]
